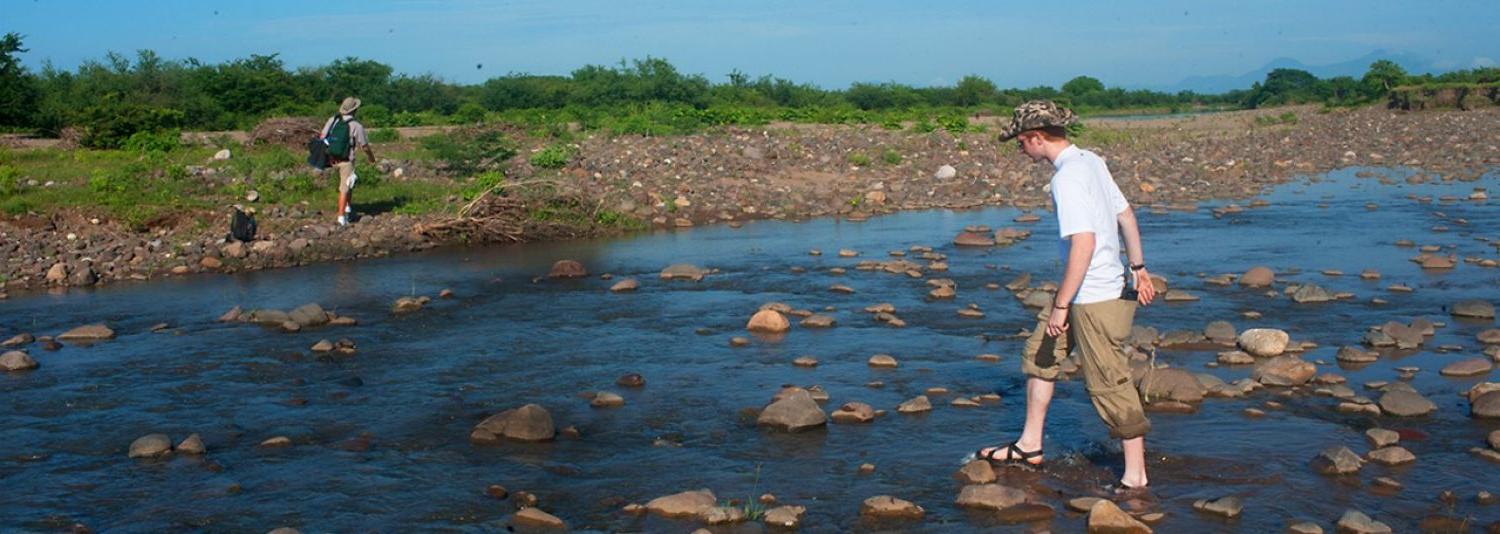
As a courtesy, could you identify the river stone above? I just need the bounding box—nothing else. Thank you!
[591,392,624,408]
[287,303,328,327]
[1490,430,1500,450]
[1365,428,1400,448]
[659,263,708,281]
[954,460,997,484]
[1253,356,1316,386]
[1337,346,1379,363]
[831,402,874,424]
[1469,383,1500,402]
[1336,510,1392,534]
[1217,350,1255,365]
[1378,390,1436,416]
[868,354,898,368]
[758,390,826,432]
[1381,322,1423,349]
[3,333,34,347]
[1239,328,1290,357]
[1292,284,1336,303]
[512,507,566,530]
[128,434,172,459]
[763,505,805,528]
[392,297,424,313]
[800,314,836,328]
[1440,358,1492,377]
[607,278,639,292]
[1452,300,1496,319]
[1367,446,1416,466]
[546,259,587,278]
[173,433,205,455]
[1477,329,1500,345]
[471,404,555,443]
[1311,446,1364,475]
[1362,329,1395,347]
[1287,522,1323,534]
[1087,499,1152,533]
[1192,496,1243,518]
[699,506,746,525]
[953,232,995,247]
[1021,290,1051,308]
[859,495,924,520]
[0,350,38,372]
[930,286,957,299]
[747,309,790,333]
[1239,266,1275,287]
[646,489,716,518]
[955,484,1026,511]
[57,323,115,341]
[1204,321,1237,344]
[1473,391,1500,418]
[934,164,957,179]
[897,395,932,414]
[1139,367,1206,403]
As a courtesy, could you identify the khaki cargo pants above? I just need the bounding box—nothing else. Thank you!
[1019,298,1151,439]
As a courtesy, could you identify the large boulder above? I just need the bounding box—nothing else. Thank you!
[1291,284,1336,303]
[512,508,566,530]
[1452,300,1496,319]
[831,402,875,424]
[1252,356,1316,386]
[287,303,329,327]
[1087,499,1152,533]
[1472,391,1500,418]
[1378,390,1436,417]
[57,323,115,341]
[470,404,555,443]
[1311,446,1364,475]
[0,350,38,372]
[1238,328,1289,357]
[1441,358,1493,377]
[1239,266,1275,287]
[747,310,791,333]
[128,434,172,459]
[757,389,827,432]
[646,489,717,518]
[859,495,925,520]
[547,260,588,279]
[1139,367,1207,403]
[955,484,1026,511]
[1336,510,1392,534]
[1204,321,1237,345]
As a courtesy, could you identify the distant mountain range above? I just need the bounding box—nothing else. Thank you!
[1158,50,1440,94]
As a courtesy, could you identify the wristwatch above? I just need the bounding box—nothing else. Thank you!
[1129,263,1146,271]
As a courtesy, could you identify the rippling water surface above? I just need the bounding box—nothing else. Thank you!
[3,167,1499,532]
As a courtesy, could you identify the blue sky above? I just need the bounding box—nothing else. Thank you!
[5,0,1497,90]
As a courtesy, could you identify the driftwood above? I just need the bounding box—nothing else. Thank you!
[415,179,598,243]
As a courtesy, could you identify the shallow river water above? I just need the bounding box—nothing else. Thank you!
[3,166,1499,533]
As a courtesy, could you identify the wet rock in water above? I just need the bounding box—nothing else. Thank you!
[1440,358,1493,377]
[1217,350,1255,365]
[1139,367,1207,403]
[392,297,425,313]
[954,232,995,247]
[660,263,708,281]
[1365,428,1400,448]
[1472,391,1500,418]
[1020,290,1052,308]
[1378,390,1436,417]
[763,505,806,528]
[858,463,876,474]
[1163,290,1199,302]
[829,283,855,294]
[859,495,924,520]
[512,507,566,530]
[1013,213,1041,223]
[1,333,33,347]
[0,350,38,372]
[1452,300,1496,319]
[1204,321,1237,345]
[591,392,625,408]
[1380,321,1424,349]
[868,354,899,368]
[646,489,717,518]
[1367,446,1415,466]
[955,483,1026,511]
[546,259,588,278]
[838,249,859,258]
[747,309,790,333]
[699,506,746,525]
[757,389,826,432]
[865,303,896,313]
[831,402,875,424]
[175,434,205,455]
[128,434,172,459]
[1336,509,1392,534]
[259,436,292,449]
[954,460,997,484]
[729,337,750,347]
[609,278,639,292]
[1286,522,1323,534]
[310,339,334,352]
[897,395,932,414]
[930,286,956,299]
[1239,328,1290,357]
[1311,446,1364,475]
[1193,496,1243,518]
[615,373,645,388]
[1337,346,1379,363]
[1066,497,1104,513]
[471,404,555,443]
[1239,266,1275,287]
[792,356,818,367]
[57,323,115,341]
[1253,356,1316,386]
[1489,430,1500,450]
[1292,284,1336,303]
[287,303,328,327]
[1087,499,1152,533]
[800,314,836,328]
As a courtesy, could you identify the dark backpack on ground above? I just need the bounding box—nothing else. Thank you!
[228,207,257,242]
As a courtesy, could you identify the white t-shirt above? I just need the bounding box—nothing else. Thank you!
[1050,145,1129,304]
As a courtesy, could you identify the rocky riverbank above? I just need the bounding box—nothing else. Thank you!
[2,105,1497,294]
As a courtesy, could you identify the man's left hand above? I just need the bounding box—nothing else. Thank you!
[1134,268,1156,305]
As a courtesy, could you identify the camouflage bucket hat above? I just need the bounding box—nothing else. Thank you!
[997,100,1079,141]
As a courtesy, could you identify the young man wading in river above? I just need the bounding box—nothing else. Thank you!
[977,100,1158,491]
[321,97,376,226]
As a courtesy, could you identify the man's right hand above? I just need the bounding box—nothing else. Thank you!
[1133,268,1156,305]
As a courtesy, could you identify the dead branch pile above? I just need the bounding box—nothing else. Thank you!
[414,179,601,243]
[248,117,323,148]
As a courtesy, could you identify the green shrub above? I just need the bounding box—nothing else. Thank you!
[88,163,147,195]
[122,129,181,154]
[881,149,902,165]
[529,143,576,169]
[368,128,401,143]
[420,129,516,176]
[0,165,19,197]
[460,170,507,201]
[912,118,937,133]
[848,152,871,166]
[451,102,488,124]
[78,103,185,149]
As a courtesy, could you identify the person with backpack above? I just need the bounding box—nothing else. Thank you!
[320,97,376,226]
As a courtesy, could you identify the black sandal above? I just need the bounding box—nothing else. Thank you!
[976,441,1044,466]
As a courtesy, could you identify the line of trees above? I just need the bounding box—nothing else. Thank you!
[1,32,1496,148]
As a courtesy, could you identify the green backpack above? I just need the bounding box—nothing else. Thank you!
[325,116,352,156]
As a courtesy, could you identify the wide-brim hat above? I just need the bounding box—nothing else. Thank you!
[339,97,362,115]
[997,100,1079,141]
